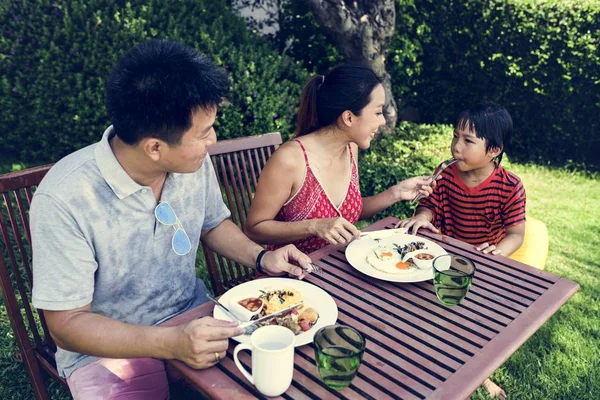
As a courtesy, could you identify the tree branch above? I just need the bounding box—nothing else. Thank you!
[303,0,398,131]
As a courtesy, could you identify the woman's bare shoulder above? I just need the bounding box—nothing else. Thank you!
[267,139,306,170]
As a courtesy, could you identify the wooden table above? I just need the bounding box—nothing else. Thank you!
[162,217,579,399]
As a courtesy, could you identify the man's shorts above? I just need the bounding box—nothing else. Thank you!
[66,357,182,400]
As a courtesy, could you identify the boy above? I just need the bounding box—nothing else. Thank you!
[398,103,525,399]
[399,103,526,257]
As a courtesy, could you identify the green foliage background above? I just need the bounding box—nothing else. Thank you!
[256,0,600,170]
[397,0,600,170]
[0,0,308,164]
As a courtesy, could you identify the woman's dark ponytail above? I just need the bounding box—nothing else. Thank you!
[294,63,381,138]
[295,75,323,137]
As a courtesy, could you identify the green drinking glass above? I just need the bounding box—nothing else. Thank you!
[313,325,366,390]
[433,254,476,306]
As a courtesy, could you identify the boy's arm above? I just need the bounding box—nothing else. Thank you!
[477,222,525,256]
[482,172,527,256]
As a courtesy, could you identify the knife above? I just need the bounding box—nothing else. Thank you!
[247,302,304,325]
[239,301,304,334]
[208,293,304,334]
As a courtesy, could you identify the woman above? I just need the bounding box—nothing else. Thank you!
[245,63,434,253]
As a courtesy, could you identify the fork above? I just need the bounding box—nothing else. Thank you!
[308,262,323,274]
[411,158,457,204]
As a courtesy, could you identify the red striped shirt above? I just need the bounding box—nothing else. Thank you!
[419,163,526,246]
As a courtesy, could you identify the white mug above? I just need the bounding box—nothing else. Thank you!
[233,325,295,397]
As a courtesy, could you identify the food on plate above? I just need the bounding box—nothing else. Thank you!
[261,288,303,315]
[298,307,320,332]
[238,297,263,312]
[415,253,434,260]
[229,296,264,321]
[366,246,417,274]
[250,288,320,335]
[402,249,436,270]
[394,241,427,258]
[374,248,395,261]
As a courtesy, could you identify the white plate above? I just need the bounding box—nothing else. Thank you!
[212,278,338,346]
[346,230,447,282]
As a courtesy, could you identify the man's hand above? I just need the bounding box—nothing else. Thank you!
[308,217,361,245]
[173,317,243,369]
[396,215,439,235]
[260,245,312,278]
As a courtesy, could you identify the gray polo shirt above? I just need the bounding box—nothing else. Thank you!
[31,126,230,378]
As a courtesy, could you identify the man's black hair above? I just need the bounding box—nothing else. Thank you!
[105,39,229,145]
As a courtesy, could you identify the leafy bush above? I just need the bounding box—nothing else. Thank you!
[248,0,599,170]
[359,122,451,221]
[395,0,600,170]
[0,0,308,164]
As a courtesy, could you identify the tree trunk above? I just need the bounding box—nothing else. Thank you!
[303,0,397,133]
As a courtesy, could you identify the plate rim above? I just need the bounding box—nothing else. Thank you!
[345,230,447,283]
[212,277,338,346]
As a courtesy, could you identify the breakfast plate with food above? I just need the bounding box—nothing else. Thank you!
[212,278,338,346]
[345,230,447,282]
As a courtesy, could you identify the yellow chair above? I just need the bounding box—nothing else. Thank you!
[509,216,548,269]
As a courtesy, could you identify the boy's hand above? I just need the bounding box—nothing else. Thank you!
[476,242,501,255]
[395,215,439,235]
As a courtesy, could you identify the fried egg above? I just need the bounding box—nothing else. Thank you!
[366,246,417,274]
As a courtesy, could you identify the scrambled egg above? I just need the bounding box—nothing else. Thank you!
[261,288,304,315]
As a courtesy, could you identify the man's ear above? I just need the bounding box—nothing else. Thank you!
[341,110,354,127]
[141,138,163,162]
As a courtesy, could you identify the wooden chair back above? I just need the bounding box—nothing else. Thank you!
[205,132,282,295]
[0,164,67,400]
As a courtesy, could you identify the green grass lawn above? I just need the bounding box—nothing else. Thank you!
[1,162,598,399]
[471,162,600,400]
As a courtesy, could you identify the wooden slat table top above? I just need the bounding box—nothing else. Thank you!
[162,216,579,400]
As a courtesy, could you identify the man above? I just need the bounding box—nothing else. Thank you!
[31,39,311,399]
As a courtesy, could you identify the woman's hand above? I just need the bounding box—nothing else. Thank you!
[391,176,435,202]
[309,217,361,245]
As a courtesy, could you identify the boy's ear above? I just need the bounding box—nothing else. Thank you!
[487,146,502,159]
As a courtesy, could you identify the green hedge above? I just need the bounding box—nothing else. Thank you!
[0,0,307,164]
[393,0,600,170]
[258,0,599,170]
[359,122,451,221]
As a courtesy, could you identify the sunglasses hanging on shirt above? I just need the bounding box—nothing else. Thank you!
[154,201,192,256]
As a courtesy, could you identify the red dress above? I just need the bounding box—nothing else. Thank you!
[267,140,363,254]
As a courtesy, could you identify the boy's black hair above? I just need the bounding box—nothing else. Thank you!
[455,103,513,164]
[105,39,229,145]
[295,63,382,137]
